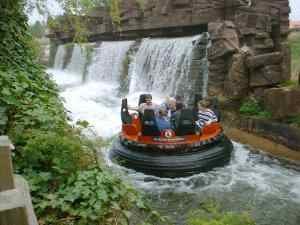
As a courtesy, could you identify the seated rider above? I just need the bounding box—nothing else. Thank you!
[156,107,172,132]
[172,102,185,129]
[129,94,159,114]
[139,94,159,114]
[196,99,218,129]
[161,96,177,118]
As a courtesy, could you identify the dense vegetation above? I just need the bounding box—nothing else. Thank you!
[0,1,163,224]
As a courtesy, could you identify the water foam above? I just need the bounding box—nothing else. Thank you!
[128,35,202,97]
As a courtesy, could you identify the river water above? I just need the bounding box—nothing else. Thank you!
[48,37,300,225]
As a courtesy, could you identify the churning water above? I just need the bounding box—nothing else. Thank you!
[48,37,300,225]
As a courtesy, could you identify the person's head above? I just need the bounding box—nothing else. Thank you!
[145,94,152,105]
[158,106,168,117]
[176,102,184,111]
[175,95,183,102]
[168,97,176,110]
[198,99,210,110]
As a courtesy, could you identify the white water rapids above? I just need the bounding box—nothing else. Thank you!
[48,37,300,225]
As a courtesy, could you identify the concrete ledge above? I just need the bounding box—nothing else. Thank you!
[0,175,38,225]
[239,117,300,152]
[225,127,300,164]
[0,189,24,211]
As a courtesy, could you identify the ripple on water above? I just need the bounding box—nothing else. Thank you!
[104,141,300,225]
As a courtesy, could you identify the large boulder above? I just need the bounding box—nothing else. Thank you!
[246,52,282,68]
[250,65,283,87]
[208,21,240,61]
[263,87,300,119]
[224,53,249,99]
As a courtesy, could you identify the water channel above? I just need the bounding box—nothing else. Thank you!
[47,36,300,225]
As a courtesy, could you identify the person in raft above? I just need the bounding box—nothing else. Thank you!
[160,96,177,118]
[138,94,159,114]
[128,94,159,114]
[156,107,172,131]
[196,99,218,129]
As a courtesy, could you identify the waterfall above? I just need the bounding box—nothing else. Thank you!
[65,44,87,75]
[128,35,204,98]
[201,34,210,98]
[53,45,66,69]
[50,44,89,86]
[87,41,134,83]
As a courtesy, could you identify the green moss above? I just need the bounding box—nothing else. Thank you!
[239,98,272,119]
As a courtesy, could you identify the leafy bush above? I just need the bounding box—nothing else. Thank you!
[50,168,144,224]
[16,131,95,177]
[1,2,166,225]
[240,98,272,119]
[187,201,256,225]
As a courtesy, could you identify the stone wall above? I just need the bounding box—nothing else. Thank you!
[207,0,291,98]
[48,0,291,98]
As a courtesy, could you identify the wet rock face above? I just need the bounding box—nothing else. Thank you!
[263,88,300,119]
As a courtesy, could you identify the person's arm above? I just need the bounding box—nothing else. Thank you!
[128,105,139,111]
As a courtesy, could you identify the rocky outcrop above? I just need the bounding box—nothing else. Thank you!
[263,87,300,119]
[224,53,249,98]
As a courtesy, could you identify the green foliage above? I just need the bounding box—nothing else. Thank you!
[240,98,272,119]
[49,168,142,224]
[187,201,256,225]
[0,0,67,138]
[28,166,166,225]
[16,131,95,176]
[0,69,67,137]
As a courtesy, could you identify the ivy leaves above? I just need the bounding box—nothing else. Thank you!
[0,69,67,134]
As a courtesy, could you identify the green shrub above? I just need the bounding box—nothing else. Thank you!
[17,131,95,177]
[187,201,256,225]
[50,168,145,225]
[240,98,272,119]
